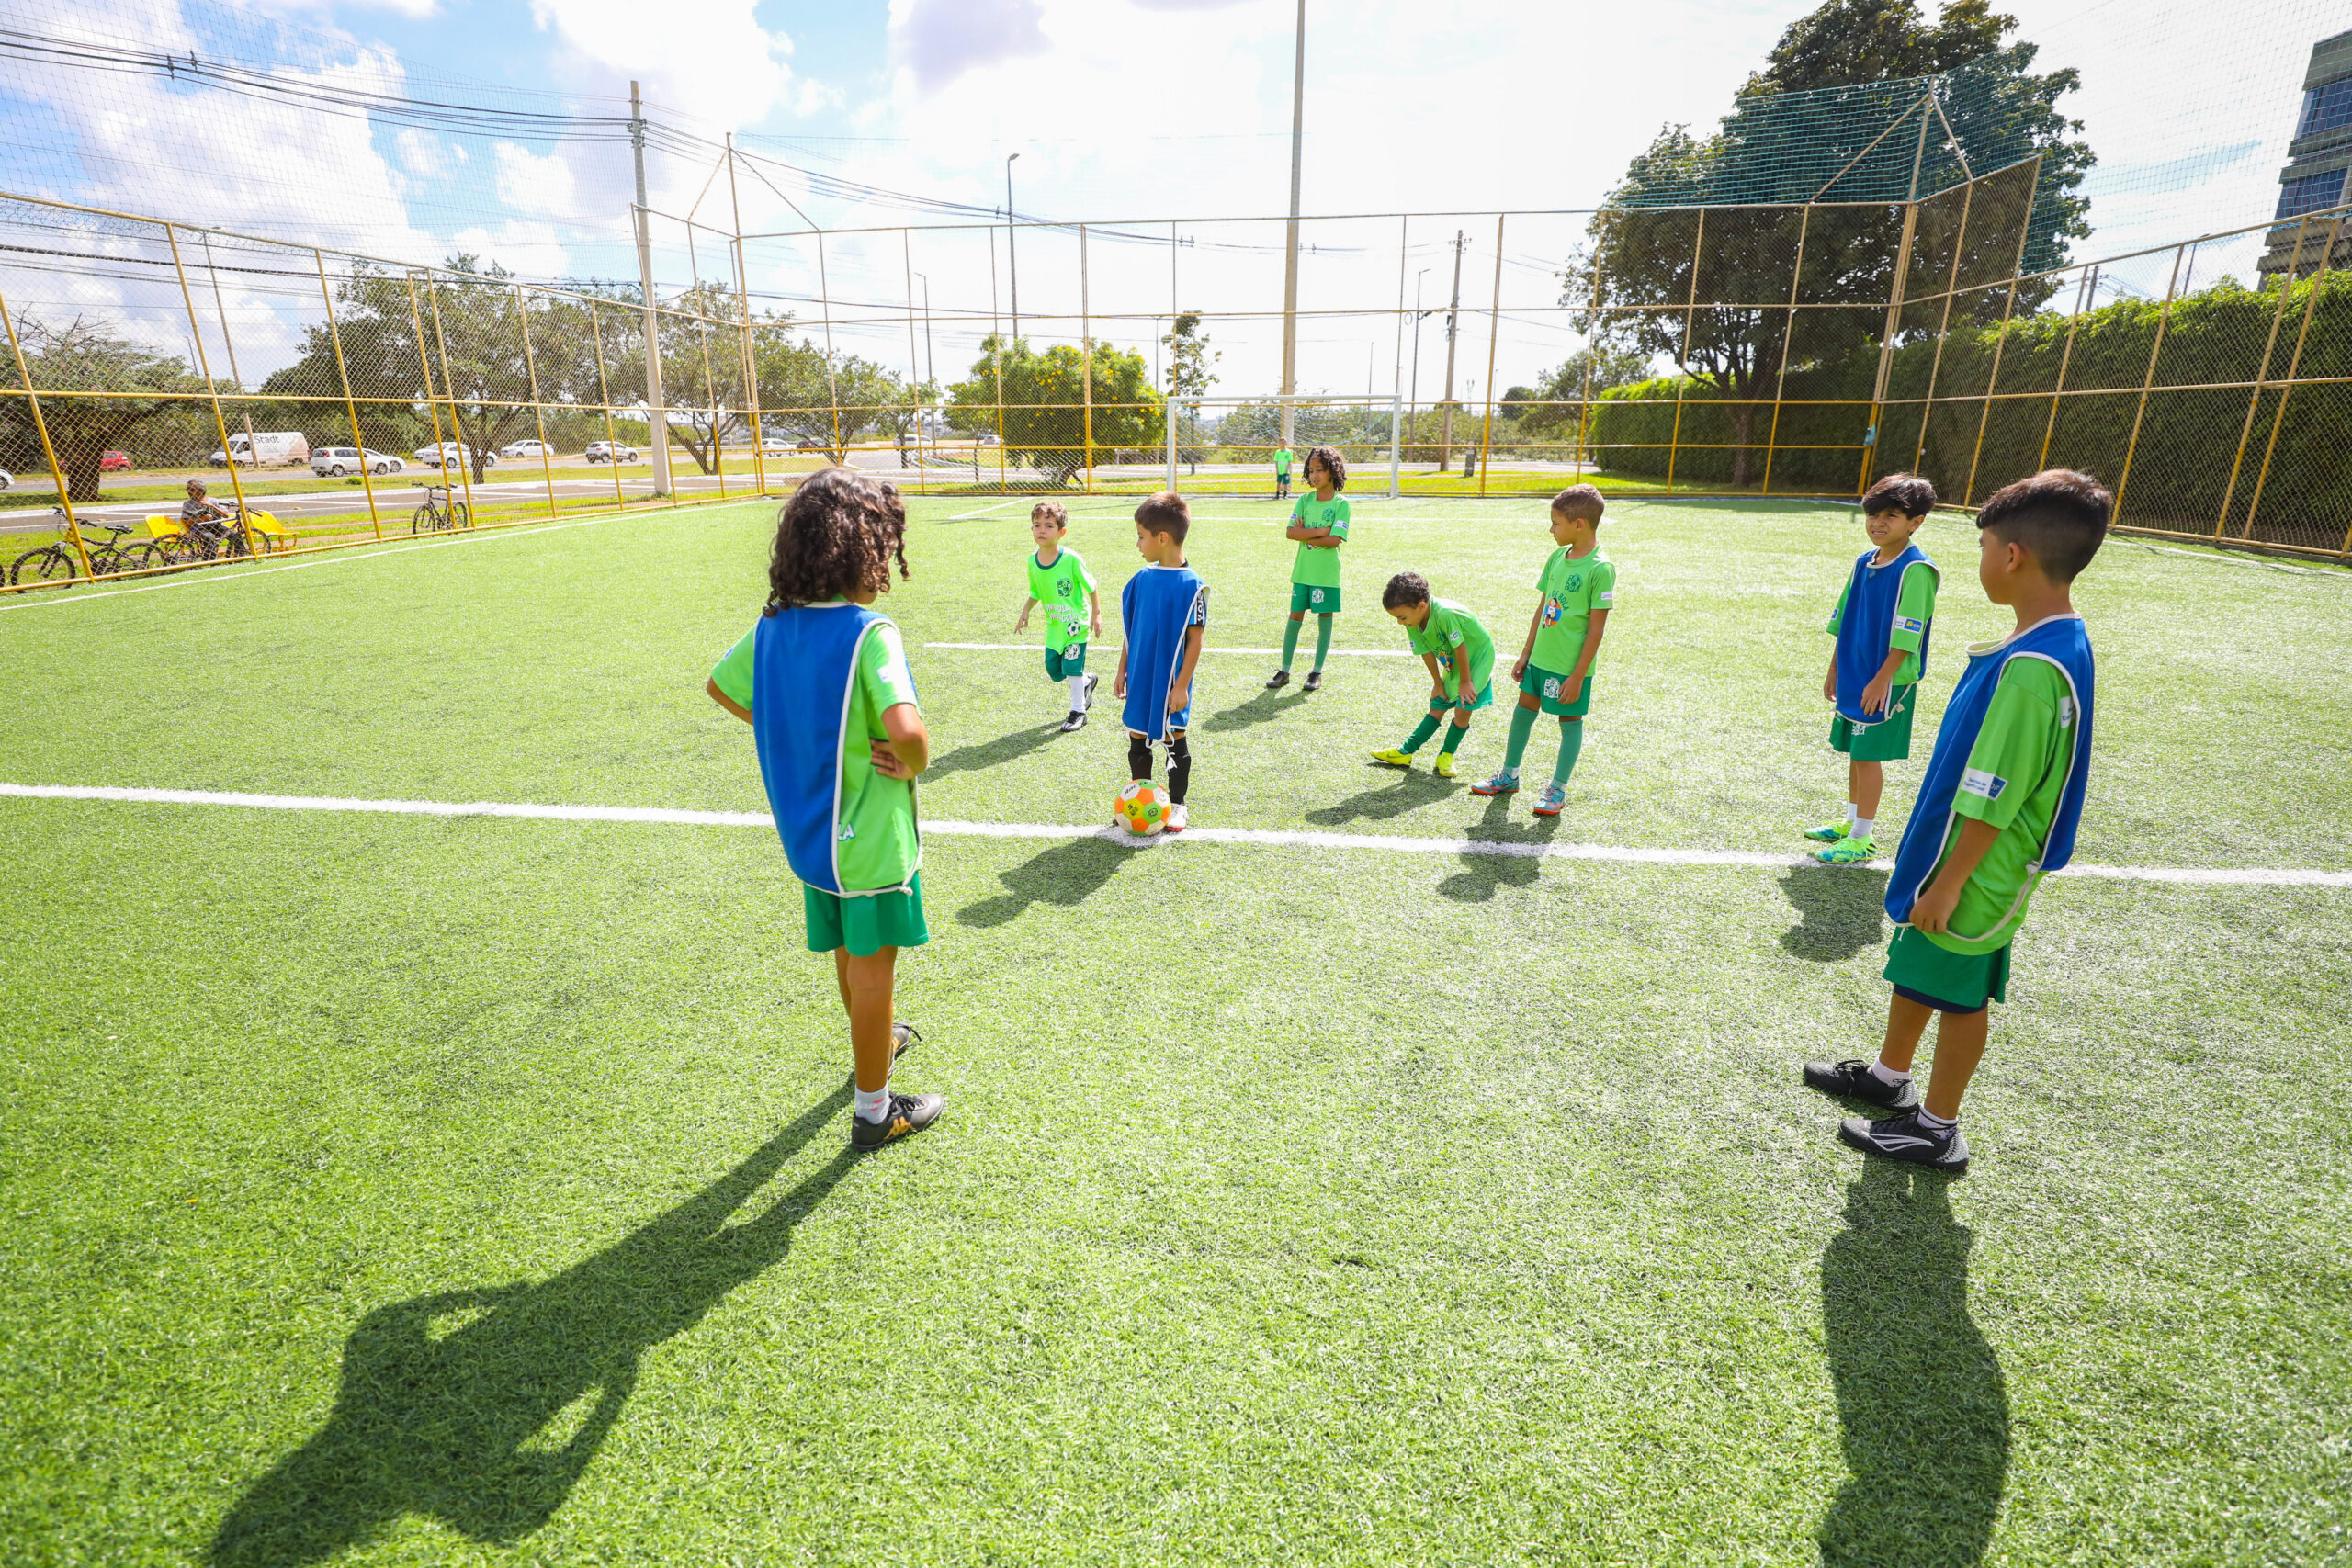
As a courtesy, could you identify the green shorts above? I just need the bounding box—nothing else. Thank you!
[1290,581,1341,615]
[1883,926,2009,1014]
[1045,642,1087,681]
[1519,665,1593,717]
[805,872,930,958]
[1830,684,1918,761]
[1428,679,1495,714]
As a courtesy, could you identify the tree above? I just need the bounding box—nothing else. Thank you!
[0,314,208,502]
[1504,344,1654,438]
[744,322,917,463]
[1161,311,1219,464]
[944,337,1163,487]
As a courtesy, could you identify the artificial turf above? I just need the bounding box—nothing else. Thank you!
[1,491,2347,1566]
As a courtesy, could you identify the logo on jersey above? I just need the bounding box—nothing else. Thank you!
[1959,767,2007,801]
[838,822,858,840]
[1894,615,1925,635]
[1596,588,1613,606]
[1543,676,1563,699]
[1566,573,1584,592]
[1310,589,1325,604]
[1542,600,1562,626]
[2057,694,2076,728]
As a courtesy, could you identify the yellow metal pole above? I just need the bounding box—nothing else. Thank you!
[1960,181,2039,506]
[1081,223,1094,495]
[1578,211,1609,485]
[314,250,383,539]
[514,284,560,521]
[2242,216,2341,544]
[1665,209,1705,494]
[1477,212,1504,498]
[1862,198,1922,495]
[2036,264,2093,474]
[164,224,253,542]
[1761,203,1811,496]
[0,281,96,580]
[2215,217,2311,539]
[1908,178,1974,476]
[405,273,455,529]
[2109,243,2187,526]
[417,275,481,526]
[725,136,771,496]
[816,231,842,462]
[587,299,628,508]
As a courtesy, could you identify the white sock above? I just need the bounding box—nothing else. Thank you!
[1069,672,1090,711]
[1868,1060,1911,1087]
[855,1082,889,1122]
[1842,801,1860,825]
[1851,816,1875,840]
[1916,1106,1955,1130]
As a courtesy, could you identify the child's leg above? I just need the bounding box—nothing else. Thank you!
[1311,612,1334,672]
[1550,715,1585,785]
[1166,729,1192,803]
[1128,733,1153,782]
[1502,691,1540,773]
[1441,710,1472,756]
[1850,757,1883,830]
[1877,990,1935,1073]
[1280,610,1305,671]
[842,945,899,1099]
[1401,701,1445,753]
[1919,1007,1988,1121]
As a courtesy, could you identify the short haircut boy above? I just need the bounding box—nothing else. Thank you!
[1135,491,1190,544]
[1862,472,1938,519]
[1031,500,1069,526]
[1975,468,2109,583]
[1550,483,1604,524]
[1382,570,1432,611]
[1304,445,1348,491]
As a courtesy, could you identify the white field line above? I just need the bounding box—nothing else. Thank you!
[946,498,1030,520]
[924,641,1412,658]
[4,783,2347,887]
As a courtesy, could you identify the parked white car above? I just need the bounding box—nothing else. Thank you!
[413,443,494,470]
[311,446,406,478]
[584,440,639,464]
[210,432,311,468]
[499,439,554,459]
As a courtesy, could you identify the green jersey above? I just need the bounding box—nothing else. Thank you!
[1828,556,1939,685]
[1407,597,1495,702]
[710,611,922,892]
[1290,494,1351,590]
[1274,446,1294,476]
[1026,547,1096,651]
[1919,656,2078,954]
[1530,546,1615,672]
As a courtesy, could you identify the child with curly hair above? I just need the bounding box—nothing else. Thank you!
[1265,444,1350,693]
[706,468,944,1149]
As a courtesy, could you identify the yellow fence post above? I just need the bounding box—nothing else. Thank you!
[2241,215,2342,544]
[0,281,96,581]
[1862,197,1923,496]
[1477,212,1504,498]
[1908,178,1974,477]
[1665,209,1706,495]
[1759,203,1812,497]
[1578,211,1610,487]
[1961,167,2041,506]
[420,275,481,527]
[514,283,560,521]
[164,225,254,537]
[816,231,842,463]
[1081,222,1094,496]
[315,250,383,540]
[2216,217,2313,540]
[2109,243,2187,527]
[2036,263,2094,475]
[405,273,455,529]
[587,299,628,509]
[726,136,771,497]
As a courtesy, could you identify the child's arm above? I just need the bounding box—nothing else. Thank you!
[1566,609,1610,689]
[1168,623,1205,715]
[1088,588,1103,642]
[867,702,930,780]
[1113,642,1129,697]
[1421,650,1448,702]
[1512,599,1544,679]
[706,678,752,724]
[1910,818,1999,935]
[1858,646,1907,716]
[1285,522,1332,542]
[1014,592,1036,632]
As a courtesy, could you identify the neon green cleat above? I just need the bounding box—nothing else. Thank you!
[1814,835,1878,865]
[1433,752,1458,780]
[1370,748,1416,768]
[1804,818,1853,843]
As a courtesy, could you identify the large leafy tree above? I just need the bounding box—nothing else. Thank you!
[0,314,208,501]
[1161,310,1219,463]
[944,337,1163,488]
[1503,344,1655,438]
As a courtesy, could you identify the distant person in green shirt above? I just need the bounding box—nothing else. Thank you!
[1804,469,2109,1176]
[1808,472,1942,865]
[1371,571,1494,780]
[1472,484,1614,816]
[1273,444,1294,500]
[1265,446,1349,693]
[1012,501,1103,732]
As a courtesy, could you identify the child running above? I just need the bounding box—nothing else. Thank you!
[1803,469,2109,1174]
[1472,483,1615,816]
[1012,501,1103,732]
[1114,491,1208,834]
[1265,445,1349,692]
[705,468,944,1150]
[1809,473,1941,864]
[1371,571,1493,780]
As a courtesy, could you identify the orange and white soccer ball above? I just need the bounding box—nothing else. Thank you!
[1114,780,1170,836]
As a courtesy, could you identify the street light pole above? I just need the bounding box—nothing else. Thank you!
[1278,0,1306,452]
[1005,152,1022,343]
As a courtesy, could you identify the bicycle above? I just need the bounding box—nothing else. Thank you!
[6,513,152,584]
[411,484,469,535]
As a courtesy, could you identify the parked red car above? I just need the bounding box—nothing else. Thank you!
[99,450,131,471]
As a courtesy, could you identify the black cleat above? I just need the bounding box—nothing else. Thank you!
[852,1091,945,1149]
[1803,1058,1919,1111]
[1838,1107,1968,1174]
[1303,670,1323,692]
[1059,709,1087,733]
[1082,672,1100,708]
[891,1021,921,1060]
[1264,668,1291,689]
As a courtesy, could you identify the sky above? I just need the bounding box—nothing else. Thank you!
[0,0,2338,398]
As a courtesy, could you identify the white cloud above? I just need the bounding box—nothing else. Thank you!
[449,220,574,280]
[526,0,798,130]
[493,141,581,221]
[888,0,1050,93]
[396,129,468,180]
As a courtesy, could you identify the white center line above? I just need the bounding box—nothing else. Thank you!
[3,783,2345,886]
[926,641,1412,658]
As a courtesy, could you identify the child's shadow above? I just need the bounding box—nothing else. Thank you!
[1200,689,1299,735]
[957,834,1138,927]
[924,723,1063,784]
[1779,863,1891,963]
[1436,795,1558,902]
[1306,770,1456,828]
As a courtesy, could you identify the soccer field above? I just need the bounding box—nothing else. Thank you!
[3,491,2348,1566]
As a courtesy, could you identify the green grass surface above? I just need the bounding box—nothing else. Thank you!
[2,493,2348,1566]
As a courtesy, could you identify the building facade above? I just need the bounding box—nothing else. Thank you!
[2259,28,2352,280]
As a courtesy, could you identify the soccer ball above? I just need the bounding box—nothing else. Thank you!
[1114,781,1169,836]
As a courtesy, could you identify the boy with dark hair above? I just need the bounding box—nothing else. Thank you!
[1372,571,1493,780]
[1114,491,1208,834]
[1012,500,1103,732]
[1804,468,2109,1174]
[1808,472,1941,864]
[1266,446,1350,692]
[1471,483,1613,816]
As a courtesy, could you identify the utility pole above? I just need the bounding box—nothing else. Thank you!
[1438,231,1465,472]
[915,271,935,444]
[1278,0,1306,452]
[1408,267,1429,421]
[629,81,672,496]
[1005,152,1021,343]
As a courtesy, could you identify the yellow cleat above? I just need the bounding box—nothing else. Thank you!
[1433,752,1459,779]
[1370,748,1416,768]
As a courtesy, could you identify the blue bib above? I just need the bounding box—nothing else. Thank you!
[1834,544,1939,724]
[1120,564,1205,742]
[1885,615,2095,927]
[751,602,906,896]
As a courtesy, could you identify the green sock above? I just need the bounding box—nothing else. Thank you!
[1312,615,1334,671]
[1503,704,1537,773]
[1402,713,1441,752]
[1551,718,1585,785]
[1280,617,1302,671]
[1442,722,1470,755]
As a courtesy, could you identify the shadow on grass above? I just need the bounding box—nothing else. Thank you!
[1819,1159,2008,1568]
[1306,768,1458,827]
[1435,795,1557,902]
[923,721,1064,783]
[956,833,1136,927]
[1199,687,1302,735]
[209,1088,856,1568]
[1780,863,1892,963]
